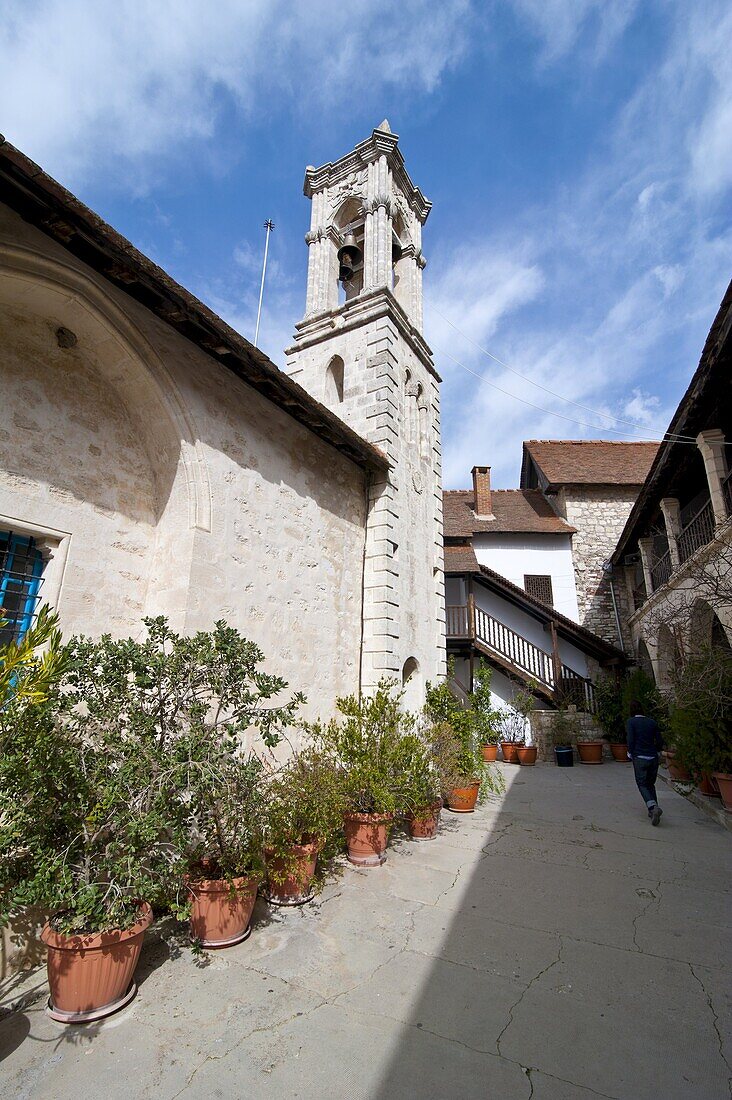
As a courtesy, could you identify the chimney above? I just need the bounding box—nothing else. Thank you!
[472,465,492,516]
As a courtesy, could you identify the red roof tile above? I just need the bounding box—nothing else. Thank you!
[523,440,659,486]
[443,489,575,537]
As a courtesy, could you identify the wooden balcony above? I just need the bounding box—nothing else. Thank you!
[446,603,596,711]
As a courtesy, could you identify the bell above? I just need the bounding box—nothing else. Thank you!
[337,232,363,283]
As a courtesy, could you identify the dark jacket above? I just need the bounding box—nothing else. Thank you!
[626,715,663,758]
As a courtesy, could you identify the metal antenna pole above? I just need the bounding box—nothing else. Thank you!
[254,219,275,347]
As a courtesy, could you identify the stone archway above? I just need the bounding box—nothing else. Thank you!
[0,242,211,633]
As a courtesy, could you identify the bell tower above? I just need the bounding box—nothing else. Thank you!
[285,121,446,700]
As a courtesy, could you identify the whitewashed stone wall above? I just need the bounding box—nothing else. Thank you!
[0,205,367,722]
[557,485,641,648]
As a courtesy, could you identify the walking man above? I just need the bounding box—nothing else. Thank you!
[626,701,665,824]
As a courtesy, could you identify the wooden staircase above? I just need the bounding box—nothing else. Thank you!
[446,603,596,711]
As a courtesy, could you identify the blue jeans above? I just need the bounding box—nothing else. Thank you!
[632,756,659,808]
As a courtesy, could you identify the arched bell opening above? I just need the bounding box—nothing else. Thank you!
[335,198,364,304]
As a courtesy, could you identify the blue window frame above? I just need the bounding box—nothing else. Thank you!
[0,532,44,645]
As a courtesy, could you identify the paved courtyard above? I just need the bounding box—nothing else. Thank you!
[1,762,730,1099]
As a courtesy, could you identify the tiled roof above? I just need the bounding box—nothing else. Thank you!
[443,489,575,537]
[523,440,660,487]
[443,544,480,572]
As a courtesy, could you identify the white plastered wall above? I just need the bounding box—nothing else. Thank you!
[0,206,368,721]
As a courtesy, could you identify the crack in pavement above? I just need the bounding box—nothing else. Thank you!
[495,937,564,1058]
[688,963,732,1091]
[631,879,662,951]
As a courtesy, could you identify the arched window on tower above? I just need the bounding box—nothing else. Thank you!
[392,210,411,313]
[325,355,345,404]
[417,388,429,461]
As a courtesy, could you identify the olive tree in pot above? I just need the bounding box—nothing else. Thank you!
[496,687,536,764]
[423,677,504,812]
[670,646,732,809]
[471,661,502,761]
[0,610,175,1023]
[308,681,417,866]
[263,748,344,903]
[595,675,628,761]
[551,707,580,766]
[399,733,442,840]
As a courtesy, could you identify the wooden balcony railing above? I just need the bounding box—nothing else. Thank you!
[678,499,715,563]
[446,604,471,637]
[445,603,597,710]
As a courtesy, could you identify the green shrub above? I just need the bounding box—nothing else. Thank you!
[670,646,732,776]
[0,616,302,935]
[308,680,418,816]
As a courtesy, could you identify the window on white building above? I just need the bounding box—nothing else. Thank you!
[524,574,554,608]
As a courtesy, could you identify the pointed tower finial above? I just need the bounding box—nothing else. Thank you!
[376,118,392,133]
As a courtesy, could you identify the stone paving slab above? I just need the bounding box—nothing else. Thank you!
[1,762,730,1099]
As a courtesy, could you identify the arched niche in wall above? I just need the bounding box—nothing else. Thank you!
[324,354,345,404]
[0,243,212,632]
[401,656,422,712]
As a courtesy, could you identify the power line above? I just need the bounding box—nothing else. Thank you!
[430,304,701,444]
[432,339,716,446]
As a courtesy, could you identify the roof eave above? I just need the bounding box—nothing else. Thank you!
[0,136,390,476]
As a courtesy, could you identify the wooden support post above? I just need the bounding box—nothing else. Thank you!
[549,619,562,695]
[467,577,476,640]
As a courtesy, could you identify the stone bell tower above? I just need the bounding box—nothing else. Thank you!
[285,121,446,701]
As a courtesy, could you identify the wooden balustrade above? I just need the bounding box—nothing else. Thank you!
[445,602,597,708]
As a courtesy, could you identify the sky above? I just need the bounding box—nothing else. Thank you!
[2,0,730,488]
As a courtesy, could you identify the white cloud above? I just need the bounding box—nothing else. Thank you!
[508,0,639,63]
[623,389,661,426]
[0,0,471,187]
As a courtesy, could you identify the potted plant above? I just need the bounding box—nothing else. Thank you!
[551,707,579,766]
[0,611,167,1023]
[423,678,504,813]
[399,732,442,840]
[309,681,416,866]
[471,661,501,762]
[669,647,732,809]
[497,687,535,763]
[595,675,628,761]
[61,618,300,961]
[263,748,344,902]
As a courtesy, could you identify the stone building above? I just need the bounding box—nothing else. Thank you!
[0,123,445,718]
[443,465,624,722]
[520,440,659,647]
[610,279,732,686]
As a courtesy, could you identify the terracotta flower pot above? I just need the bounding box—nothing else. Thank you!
[664,750,691,782]
[500,740,519,764]
[517,745,537,766]
[41,902,152,1024]
[481,744,498,762]
[265,839,319,905]
[187,875,258,947]
[712,773,732,811]
[343,812,394,866]
[610,743,629,762]
[697,772,721,798]
[408,800,442,840]
[577,740,604,764]
[447,780,481,813]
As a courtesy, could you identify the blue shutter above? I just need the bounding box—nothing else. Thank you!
[0,532,44,644]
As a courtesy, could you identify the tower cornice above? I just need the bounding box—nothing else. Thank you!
[303,126,432,225]
[286,287,441,382]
